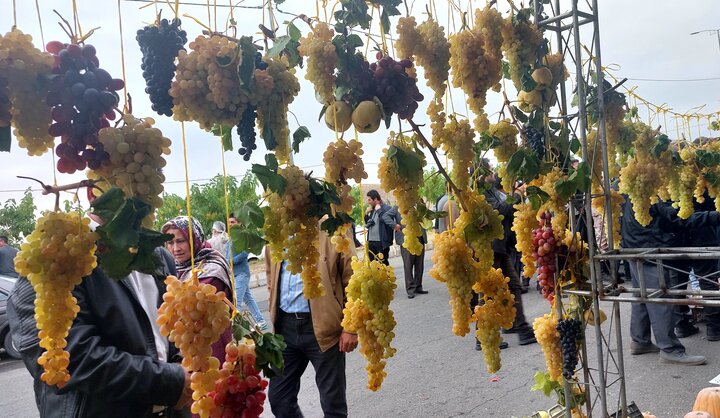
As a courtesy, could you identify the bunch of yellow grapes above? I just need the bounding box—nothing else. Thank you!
[533,312,563,382]
[88,115,171,226]
[298,22,337,104]
[342,258,397,391]
[454,192,504,273]
[474,7,505,65]
[264,165,325,298]
[255,57,301,163]
[531,167,569,243]
[323,138,367,198]
[435,117,475,190]
[0,28,55,155]
[378,135,425,255]
[512,201,538,278]
[157,273,231,417]
[430,230,484,336]
[395,17,451,100]
[170,35,251,130]
[500,15,544,91]
[14,211,99,388]
[474,268,516,373]
[489,120,519,162]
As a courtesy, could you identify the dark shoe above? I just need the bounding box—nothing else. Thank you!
[521,286,529,294]
[629,341,660,355]
[407,294,415,299]
[502,325,523,334]
[476,338,509,351]
[415,289,429,294]
[675,324,700,338]
[518,328,537,345]
[659,351,706,365]
[707,327,720,342]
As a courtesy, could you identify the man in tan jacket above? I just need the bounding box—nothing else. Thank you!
[266,228,358,418]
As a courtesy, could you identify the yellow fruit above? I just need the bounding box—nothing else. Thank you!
[324,101,353,132]
[518,89,543,111]
[532,67,553,86]
[584,308,607,326]
[352,101,382,133]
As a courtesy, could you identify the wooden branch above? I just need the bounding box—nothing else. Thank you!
[16,176,98,195]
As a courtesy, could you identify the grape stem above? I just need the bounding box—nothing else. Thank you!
[407,118,467,212]
[17,176,101,196]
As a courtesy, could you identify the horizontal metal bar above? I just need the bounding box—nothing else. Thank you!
[598,296,720,307]
[596,253,720,260]
[616,287,720,297]
[601,247,720,254]
[539,10,595,27]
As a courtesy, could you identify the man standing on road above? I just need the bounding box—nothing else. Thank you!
[394,209,428,299]
[266,227,358,418]
[364,190,398,265]
[0,235,19,277]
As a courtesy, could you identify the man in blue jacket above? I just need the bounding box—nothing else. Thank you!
[363,190,398,266]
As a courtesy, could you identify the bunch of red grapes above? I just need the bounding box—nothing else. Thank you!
[532,211,557,303]
[370,53,423,120]
[45,41,125,173]
[208,341,268,418]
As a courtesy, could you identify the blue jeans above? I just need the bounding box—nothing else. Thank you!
[234,273,265,324]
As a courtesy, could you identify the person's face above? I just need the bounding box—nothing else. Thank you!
[228,217,238,226]
[367,196,375,207]
[166,228,191,264]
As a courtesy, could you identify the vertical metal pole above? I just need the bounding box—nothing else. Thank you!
[553,0,569,120]
[555,260,573,418]
[572,0,608,415]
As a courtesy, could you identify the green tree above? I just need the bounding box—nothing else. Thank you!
[350,184,363,226]
[419,168,446,206]
[0,188,36,245]
[155,171,260,234]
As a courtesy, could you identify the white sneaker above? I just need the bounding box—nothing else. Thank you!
[659,351,706,365]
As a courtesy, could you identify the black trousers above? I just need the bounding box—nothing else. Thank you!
[269,312,347,418]
[471,253,528,329]
[401,246,425,295]
[368,241,390,265]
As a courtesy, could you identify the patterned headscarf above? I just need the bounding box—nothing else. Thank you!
[162,216,233,296]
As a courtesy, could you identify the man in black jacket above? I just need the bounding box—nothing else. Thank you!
[7,246,192,418]
[621,195,717,365]
[364,189,398,265]
[393,208,428,299]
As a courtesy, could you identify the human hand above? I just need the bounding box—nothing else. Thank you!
[366,206,373,215]
[173,370,193,410]
[338,331,359,353]
[394,224,401,232]
[374,203,381,210]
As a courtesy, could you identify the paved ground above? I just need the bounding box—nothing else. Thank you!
[1,249,718,417]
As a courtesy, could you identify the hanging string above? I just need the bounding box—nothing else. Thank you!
[180,122,196,274]
[71,0,84,40]
[35,0,46,51]
[117,0,129,112]
[213,0,217,32]
[219,127,238,317]
[205,0,212,29]
[12,0,17,27]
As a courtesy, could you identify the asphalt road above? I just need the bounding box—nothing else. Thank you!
[1,250,718,417]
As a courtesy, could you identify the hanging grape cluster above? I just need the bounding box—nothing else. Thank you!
[208,341,268,418]
[533,211,558,304]
[534,313,563,382]
[136,18,187,116]
[370,54,423,120]
[557,318,582,380]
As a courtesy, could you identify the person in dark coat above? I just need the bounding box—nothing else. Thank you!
[393,208,428,299]
[363,189,398,265]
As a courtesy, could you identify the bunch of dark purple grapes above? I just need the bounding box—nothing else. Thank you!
[136,18,187,117]
[557,318,582,380]
[370,53,423,120]
[45,41,124,173]
[336,52,376,104]
[235,53,267,161]
[525,125,546,160]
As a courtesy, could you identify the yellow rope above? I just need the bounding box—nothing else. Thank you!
[71,0,84,39]
[213,0,217,32]
[174,0,180,17]
[117,0,129,112]
[35,0,45,55]
[12,0,17,27]
[219,127,238,317]
[180,122,196,272]
[205,0,212,29]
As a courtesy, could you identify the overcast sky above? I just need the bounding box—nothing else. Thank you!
[1,0,718,213]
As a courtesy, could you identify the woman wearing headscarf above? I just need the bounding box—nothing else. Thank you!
[161,216,234,362]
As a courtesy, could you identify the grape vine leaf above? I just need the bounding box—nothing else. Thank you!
[0,126,10,152]
[237,36,257,93]
[334,0,371,31]
[211,124,234,152]
[554,162,590,201]
[416,203,447,222]
[531,371,558,397]
[229,226,267,256]
[501,61,511,80]
[251,160,286,195]
[232,315,286,378]
[320,212,355,236]
[387,145,425,179]
[506,148,542,183]
[292,126,311,153]
[288,22,301,42]
[265,153,279,171]
[520,70,538,92]
[262,125,278,151]
[510,106,528,123]
[267,36,291,58]
[650,133,670,158]
[477,132,502,152]
[236,201,265,229]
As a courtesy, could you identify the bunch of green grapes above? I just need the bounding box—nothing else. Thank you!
[378,135,425,255]
[474,268,516,373]
[157,274,230,416]
[170,35,251,130]
[0,29,55,155]
[427,97,446,143]
[430,230,484,336]
[436,117,474,190]
[298,22,337,104]
[14,211,99,388]
[449,29,501,132]
[532,167,569,243]
[288,217,324,299]
[394,17,422,63]
[489,120,519,162]
[342,257,397,391]
[533,313,563,382]
[255,57,301,164]
[454,192,504,273]
[88,115,171,226]
[323,138,367,185]
[500,15,544,91]
[666,147,697,219]
[330,223,354,256]
[474,7,505,66]
[395,17,450,100]
[511,201,538,278]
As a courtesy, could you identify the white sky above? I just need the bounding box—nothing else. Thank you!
[0,0,718,213]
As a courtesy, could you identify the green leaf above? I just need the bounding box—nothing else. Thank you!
[320,213,354,236]
[390,144,425,180]
[650,133,670,158]
[318,104,328,122]
[90,187,128,222]
[230,228,267,255]
[284,39,302,68]
[573,161,591,192]
[236,201,265,228]
[528,109,545,131]
[416,203,447,221]
[292,126,311,153]
[501,60,511,80]
[265,153,279,172]
[262,124,278,151]
[505,148,541,183]
[211,124,234,152]
[477,132,502,151]
[526,186,550,211]
[288,22,301,42]
[511,106,528,123]
[252,163,286,194]
[521,70,538,92]
[237,36,257,92]
[345,34,364,49]
[569,135,581,154]
[380,10,391,34]
[555,177,578,201]
[267,35,291,58]
[0,126,11,152]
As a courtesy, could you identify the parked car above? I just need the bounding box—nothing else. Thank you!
[0,275,20,359]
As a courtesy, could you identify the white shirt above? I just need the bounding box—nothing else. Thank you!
[126,272,168,362]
